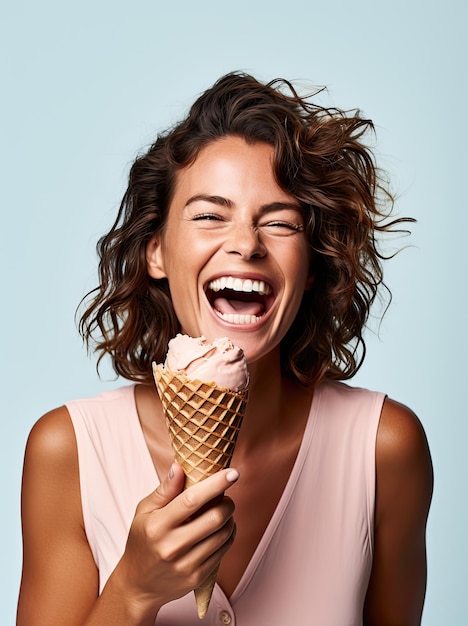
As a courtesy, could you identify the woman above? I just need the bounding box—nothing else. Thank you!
[17,72,433,625]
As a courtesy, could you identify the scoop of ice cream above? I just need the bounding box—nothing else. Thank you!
[164,334,249,391]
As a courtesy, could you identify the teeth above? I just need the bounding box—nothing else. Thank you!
[209,276,272,295]
[233,278,243,291]
[215,311,261,325]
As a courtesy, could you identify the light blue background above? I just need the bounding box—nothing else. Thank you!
[1,1,466,623]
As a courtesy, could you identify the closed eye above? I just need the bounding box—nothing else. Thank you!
[191,213,225,221]
[261,221,304,233]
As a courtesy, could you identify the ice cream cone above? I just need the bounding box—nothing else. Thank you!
[152,363,248,618]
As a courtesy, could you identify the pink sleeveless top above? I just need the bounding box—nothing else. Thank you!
[67,381,385,626]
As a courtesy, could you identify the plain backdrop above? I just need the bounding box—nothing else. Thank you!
[1,0,466,623]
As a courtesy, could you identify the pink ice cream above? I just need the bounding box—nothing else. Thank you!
[163,334,249,392]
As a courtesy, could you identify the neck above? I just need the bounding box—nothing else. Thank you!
[235,348,312,454]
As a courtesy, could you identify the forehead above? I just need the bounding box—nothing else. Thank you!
[170,136,291,204]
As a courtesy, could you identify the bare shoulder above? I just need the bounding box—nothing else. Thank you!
[18,406,98,625]
[21,403,86,549]
[22,405,83,506]
[25,405,78,469]
[364,397,433,625]
[376,398,433,495]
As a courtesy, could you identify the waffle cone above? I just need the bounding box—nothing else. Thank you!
[152,363,248,618]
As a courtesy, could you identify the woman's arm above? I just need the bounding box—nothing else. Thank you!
[17,407,237,625]
[364,398,433,626]
[17,407,100,624]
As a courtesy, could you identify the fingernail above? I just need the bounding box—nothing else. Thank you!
[226,469,239,483]
[168,463,175,480]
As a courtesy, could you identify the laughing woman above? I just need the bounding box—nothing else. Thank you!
[17,73,433,625]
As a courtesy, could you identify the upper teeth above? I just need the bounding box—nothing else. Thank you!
[209,276,272,295]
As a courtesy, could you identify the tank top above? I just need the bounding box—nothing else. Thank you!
[67,381,385,626]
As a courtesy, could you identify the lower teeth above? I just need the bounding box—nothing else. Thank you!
[215,311,260,324]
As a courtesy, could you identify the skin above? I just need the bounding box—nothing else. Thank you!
[17,137,433,625]
[146,137,314,365]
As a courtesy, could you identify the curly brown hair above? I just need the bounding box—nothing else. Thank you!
[79,71,410,387]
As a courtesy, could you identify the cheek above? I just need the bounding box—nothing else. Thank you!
[161,240,210,309]
[284,243,311,284]
[161,234,198,277]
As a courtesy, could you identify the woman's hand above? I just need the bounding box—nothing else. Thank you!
[18,407,238,626]
[107,463,239,620]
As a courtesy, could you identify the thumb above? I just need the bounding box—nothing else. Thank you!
[139,463,185,513]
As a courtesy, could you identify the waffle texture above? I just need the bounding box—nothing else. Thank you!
[152,363,248,617]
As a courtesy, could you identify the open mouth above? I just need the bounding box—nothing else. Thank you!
[205,276,274,325]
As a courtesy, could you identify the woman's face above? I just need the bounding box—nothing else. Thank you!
[147,136,313,364]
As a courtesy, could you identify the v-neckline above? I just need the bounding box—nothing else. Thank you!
[129,384,163,485]
[128,381,322,603]
[228,384,321,603]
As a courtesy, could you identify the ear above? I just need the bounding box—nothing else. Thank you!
[146,234,167,279]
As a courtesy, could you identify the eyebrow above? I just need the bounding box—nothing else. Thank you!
[185,194,233,208]
[184,194,302,214]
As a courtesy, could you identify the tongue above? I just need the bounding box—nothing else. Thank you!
[213,297,264,316]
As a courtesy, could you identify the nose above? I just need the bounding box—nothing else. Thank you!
[223,222,266,259]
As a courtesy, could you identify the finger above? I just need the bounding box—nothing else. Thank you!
[138,463,185,514]
[170,494,236,553]
[198,517,237,570]
[178,518,237,589]
[167,468,239,526]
